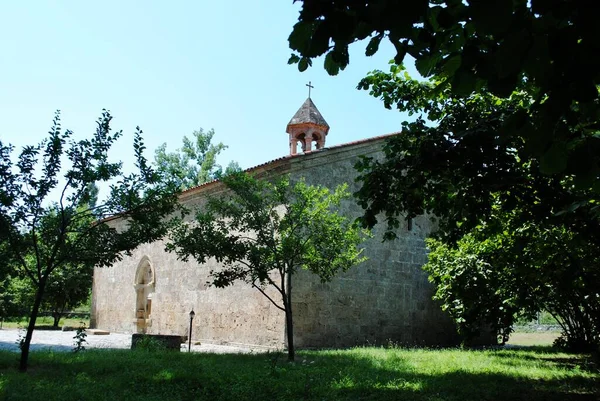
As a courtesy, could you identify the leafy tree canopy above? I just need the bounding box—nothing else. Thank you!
[425,218,600,351]
[154,128,238,190]
[168,173,369,360]
[354,65,598,239]
[353,65,600,350]
[0,111,179,371]
[289,0,600,183]
[2,239,94,328]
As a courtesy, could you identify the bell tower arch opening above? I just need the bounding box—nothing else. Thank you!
[312,132,323,150]
[133,256,155,333]
[294,136,305,154]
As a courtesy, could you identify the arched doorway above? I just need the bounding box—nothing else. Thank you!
[133,256,155,333]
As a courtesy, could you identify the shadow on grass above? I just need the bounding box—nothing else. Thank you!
[0,347,597,401]
[501,345,567,354]
[492,345,599,373]
[302,349,598,401]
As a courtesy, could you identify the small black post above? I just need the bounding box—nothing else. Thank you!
[188,310,195,353]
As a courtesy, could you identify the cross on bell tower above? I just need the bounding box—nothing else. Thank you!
[306,81,314,98]
[286,89,330,155]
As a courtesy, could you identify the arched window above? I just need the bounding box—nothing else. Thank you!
[134,256,155,333]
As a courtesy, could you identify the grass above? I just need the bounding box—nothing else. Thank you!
[0,346,597,400]
[0,317,89,330]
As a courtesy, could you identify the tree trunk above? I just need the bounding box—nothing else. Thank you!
[52,301,67,329]
[52,312,60,329]
[19,278,46,372]
[285,270,295,361]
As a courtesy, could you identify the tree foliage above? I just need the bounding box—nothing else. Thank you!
[0,258,93,328]
[1,184,98,327]
[288,0,600,351]
[0,111,179,371]
[356,65,533,240]
[352,65,600,350]
[289,0,600,182]
[42,257,93,328]
[0,274,32,319]
[168,173,368,361]
[425,222,600,351]
[154,128,237,190]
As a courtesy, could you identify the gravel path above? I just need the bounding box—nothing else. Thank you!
[0,328,263,354]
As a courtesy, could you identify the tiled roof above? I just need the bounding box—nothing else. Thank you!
[100,132,401,222]
[180,131,401,198]
[287,97,329,128]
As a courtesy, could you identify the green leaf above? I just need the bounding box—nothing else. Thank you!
[442,55,461,78]
[494,29,529,78]
[365,34,383,57]
[451,68,477,96]
[288,21,314,53]
[298,57,310,72]
[415,54,439,77]
[307,21,331,57]
[324,52,340,75]
[288,54,300,65]
[436,7,455,29]
[427,6,442,31]
[539,143,568,174]
[392,41,407,65]
[470,0,513,37]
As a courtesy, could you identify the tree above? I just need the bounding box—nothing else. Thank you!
[1,185,98,328]
[0,275,33,320]
[289,1,600,349]
[222,160,242,177]
[288,0,600,185]
[168,173,368,361]
[425,222,600,351]
[83,182,99,215]
[42,184,99,327]
[0,257,92,329]
[39,188,99,328]
[154,128,237,190]
[0,111,179,371]
[43,257,93,328]
[352,66,600,350]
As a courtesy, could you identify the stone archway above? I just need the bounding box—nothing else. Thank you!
[133,256,155,333]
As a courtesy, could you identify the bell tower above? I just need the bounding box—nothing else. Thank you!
[286,87,329,155]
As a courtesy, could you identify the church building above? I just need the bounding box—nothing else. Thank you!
[90,96,461,349]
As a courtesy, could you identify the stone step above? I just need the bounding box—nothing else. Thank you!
[86,329,110,335]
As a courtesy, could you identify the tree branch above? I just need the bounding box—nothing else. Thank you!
[252,282,285,311]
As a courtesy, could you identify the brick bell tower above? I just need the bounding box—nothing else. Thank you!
[286,83,330,155]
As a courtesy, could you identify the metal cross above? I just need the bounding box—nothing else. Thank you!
[306,81,314,98]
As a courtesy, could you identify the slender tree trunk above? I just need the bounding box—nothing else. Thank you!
[52,301,67,329]
[19,278,46,372]
[285,270,294,361]
[52,312,60,329]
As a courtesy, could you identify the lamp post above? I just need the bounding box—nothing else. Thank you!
[188,309,195,353]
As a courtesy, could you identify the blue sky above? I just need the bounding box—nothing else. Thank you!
[1,1,417,178]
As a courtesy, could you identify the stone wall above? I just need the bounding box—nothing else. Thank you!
[285,139,459,347]
[91,203,286,347]
[91,136,461,349]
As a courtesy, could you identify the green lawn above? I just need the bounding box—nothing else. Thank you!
[0,346,597,401]
[0,316,89,330]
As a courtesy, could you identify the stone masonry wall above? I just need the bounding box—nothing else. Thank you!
[91,136,460,349]
[286,140,460,348]
[91,190,286,347]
